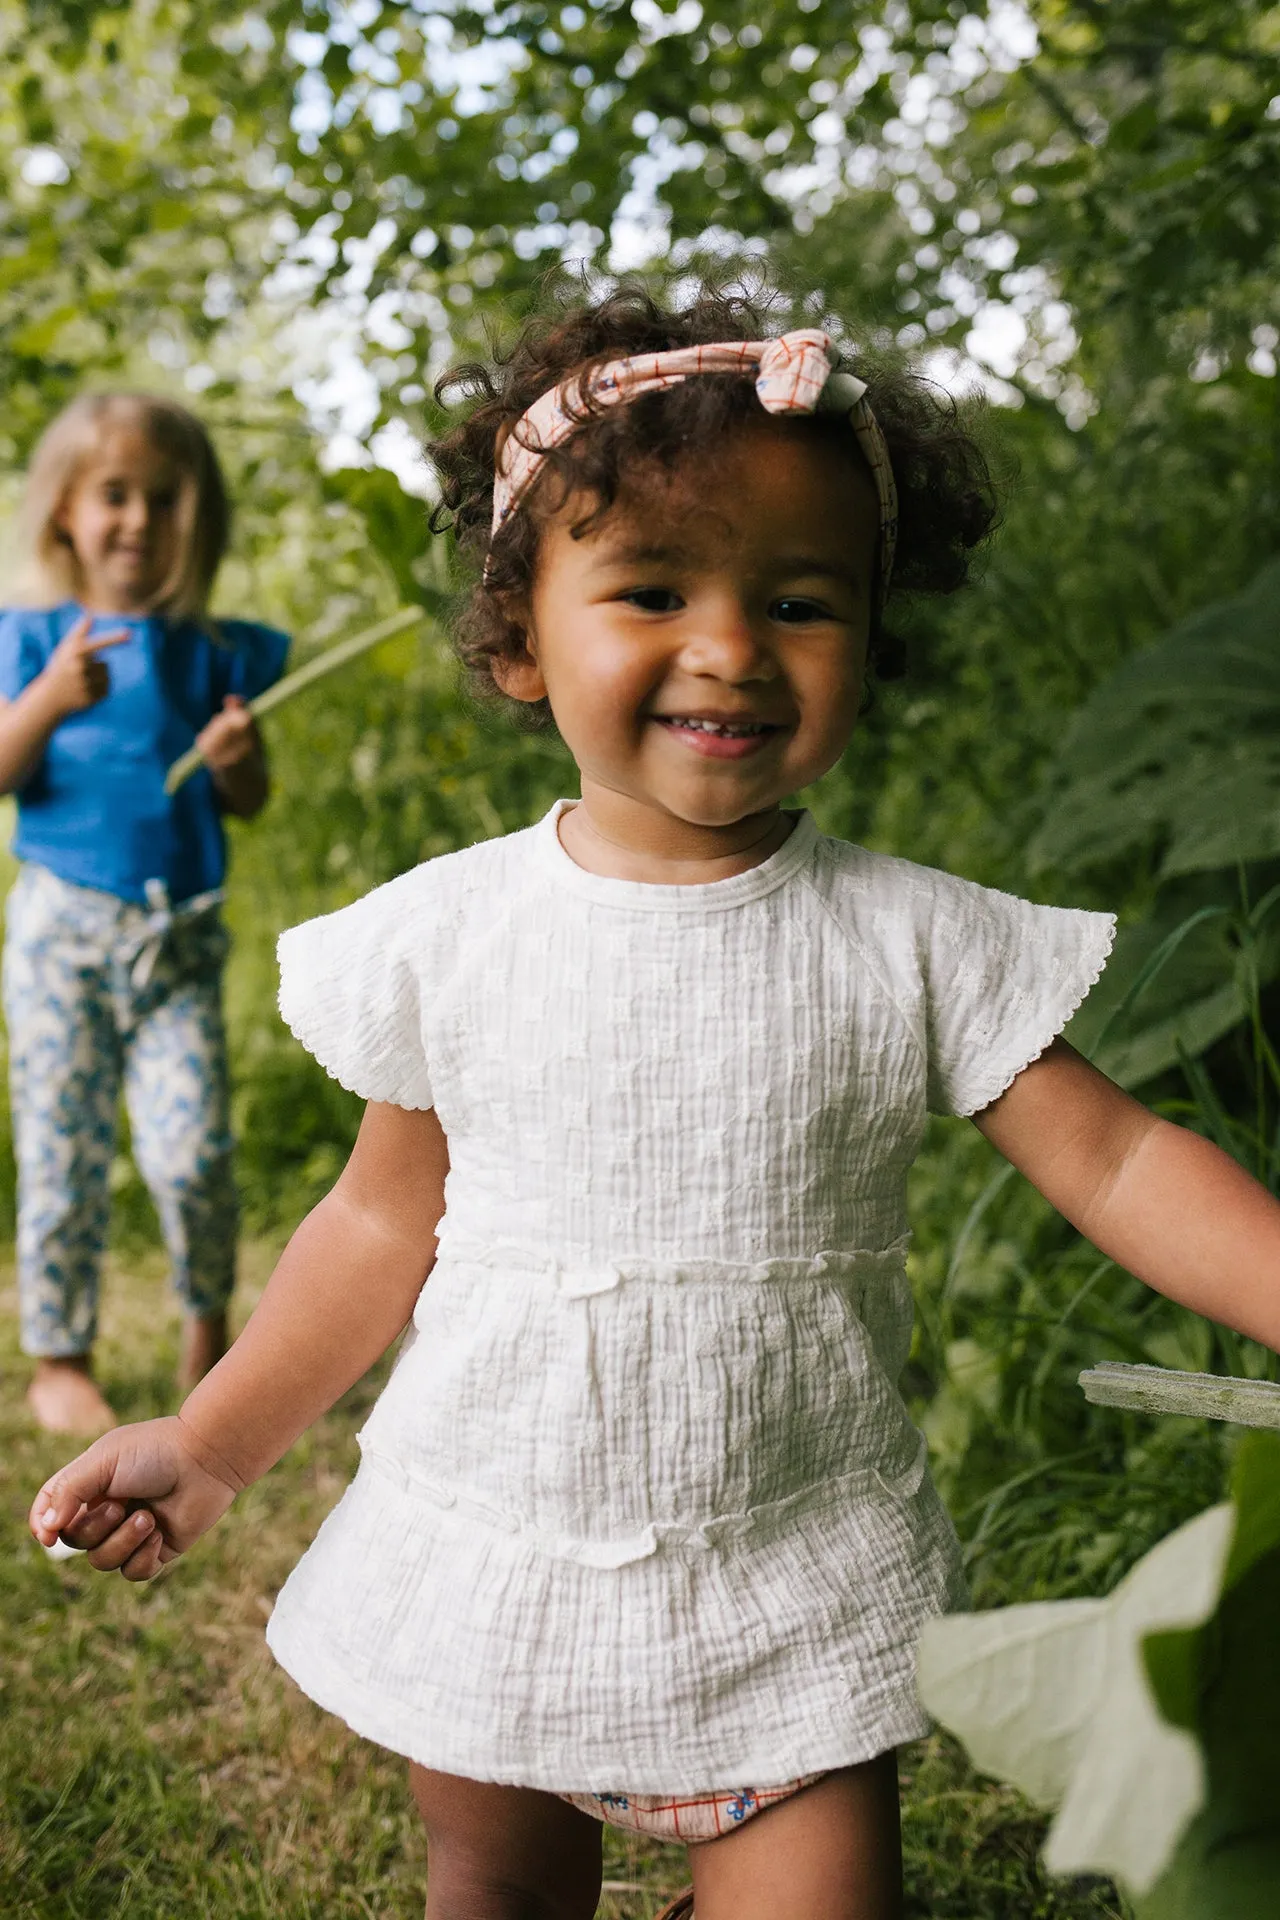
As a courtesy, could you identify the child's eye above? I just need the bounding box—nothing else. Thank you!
[770,596,831,624]
[103,483,127,506]
[621,587,684,614]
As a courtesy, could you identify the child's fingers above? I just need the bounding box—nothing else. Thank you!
[120,1528,171,1584]
[58,1499,129,1552]
[30,1438,133,1545]
[84,1508,157,1574]
[208,704,255,737]
[82,627,131,654]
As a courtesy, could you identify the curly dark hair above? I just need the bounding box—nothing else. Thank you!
[428,284,998,722]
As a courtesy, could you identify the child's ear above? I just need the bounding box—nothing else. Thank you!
[491,602,548,704]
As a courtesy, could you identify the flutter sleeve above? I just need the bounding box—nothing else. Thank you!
[920,869,1116,1118]
[0,608,53,701]
[277,872,435,1109]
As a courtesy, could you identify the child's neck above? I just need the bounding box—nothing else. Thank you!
[77,589,152,617]
[560,785,794,885]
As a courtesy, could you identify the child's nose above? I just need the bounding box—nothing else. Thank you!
[680,604,777,681]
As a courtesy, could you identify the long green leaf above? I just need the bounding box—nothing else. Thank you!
[164,605,428,795]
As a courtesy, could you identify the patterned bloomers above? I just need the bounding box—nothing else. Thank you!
[557,1775,826,1842]
[2,861,238,1357]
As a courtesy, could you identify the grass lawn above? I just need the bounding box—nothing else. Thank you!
[1,1246,1127,1919]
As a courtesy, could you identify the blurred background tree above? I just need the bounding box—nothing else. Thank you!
[1,0,1278,1600]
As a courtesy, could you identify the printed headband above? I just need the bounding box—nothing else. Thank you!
[489,327,899,599]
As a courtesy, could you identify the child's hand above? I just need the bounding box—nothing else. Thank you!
[29,1414,243,1582]
[196,694,269,817]
[196,694,260,772]
[39,613,130,718]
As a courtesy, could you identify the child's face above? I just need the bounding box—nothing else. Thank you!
[56,425,183,613]
[499,418,877,837]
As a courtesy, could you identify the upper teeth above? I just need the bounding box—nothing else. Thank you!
[668,717,767,735]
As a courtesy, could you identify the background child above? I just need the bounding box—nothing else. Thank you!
[30,293,1280,1920]
[1,393,288,1437]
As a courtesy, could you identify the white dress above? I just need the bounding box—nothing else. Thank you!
[266,802,1114,1792]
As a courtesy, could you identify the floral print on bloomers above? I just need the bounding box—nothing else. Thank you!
[557,1774,826,1842]
[3,861,238,1356]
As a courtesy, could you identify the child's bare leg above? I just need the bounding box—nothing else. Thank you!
[688,1752,903,1920]
[178,1309,229,1391]
[410,1765,602,1920]
[27,1355,117,1437]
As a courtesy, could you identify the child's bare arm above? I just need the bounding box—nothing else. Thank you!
[181,1099,448,1476]
[973,1039,1280,1349]
[29,1101,448,1578]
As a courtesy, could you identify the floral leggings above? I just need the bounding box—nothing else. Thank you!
[3,862,238,1357]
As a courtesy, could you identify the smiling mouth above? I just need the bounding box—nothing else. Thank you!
[654,715,781,738]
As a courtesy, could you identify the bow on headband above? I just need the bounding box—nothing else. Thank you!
[489,328,899,598]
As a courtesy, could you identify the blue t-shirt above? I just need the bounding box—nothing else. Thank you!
[0,603,289,906]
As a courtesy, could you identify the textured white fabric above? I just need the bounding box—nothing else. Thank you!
[267,802,1114,1791]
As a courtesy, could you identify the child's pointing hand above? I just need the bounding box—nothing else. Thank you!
[40,612,131,718]
[29,1414,243,1582]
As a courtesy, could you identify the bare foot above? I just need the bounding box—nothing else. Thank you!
[178,1309,229,1393]
[27,1357,118,1437]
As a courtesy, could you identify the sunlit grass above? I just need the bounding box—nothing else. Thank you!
[2,1248,1122,1918]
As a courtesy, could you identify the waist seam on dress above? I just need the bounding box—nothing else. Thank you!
[355,1430,930,1569]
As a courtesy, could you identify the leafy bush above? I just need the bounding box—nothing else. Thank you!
[1032,559,1280,1088]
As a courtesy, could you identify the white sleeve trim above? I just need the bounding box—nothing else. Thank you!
[276,904,435,1111]
[945,911,1116,1117]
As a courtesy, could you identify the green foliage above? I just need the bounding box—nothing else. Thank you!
[1022,555,1280,1088]
[0,3,1278,1906]
[903,1112,1237,1609]
[1066,875,1280,1093]
[1030,560,1280,882]
[921,1436,1280,1914]
[918,1499,1233,1897]
[1138,1435,1280,1920]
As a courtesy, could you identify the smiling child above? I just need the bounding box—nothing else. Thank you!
[30,293,1280,1920]
[0,395,287,1434]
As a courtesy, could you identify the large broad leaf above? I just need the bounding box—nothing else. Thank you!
[917,1503,1233,1894]
[918,1435,1280,1911]
[1029,560,1280,881]
[1136,1434,1280,1920]
[322,469,434,611]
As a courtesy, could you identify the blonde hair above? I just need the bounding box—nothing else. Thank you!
[14,393,230,617]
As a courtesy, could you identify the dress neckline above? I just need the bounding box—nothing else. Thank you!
[534,800,820,912]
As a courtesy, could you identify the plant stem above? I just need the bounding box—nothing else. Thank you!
[164,605,428,795]
[1079,1361,1280,1428]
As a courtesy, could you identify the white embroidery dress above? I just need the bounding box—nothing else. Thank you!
[266,803,1114,1792]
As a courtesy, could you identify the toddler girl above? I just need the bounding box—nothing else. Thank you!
[2,394,287,1436]
[31,293,1280,1920]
